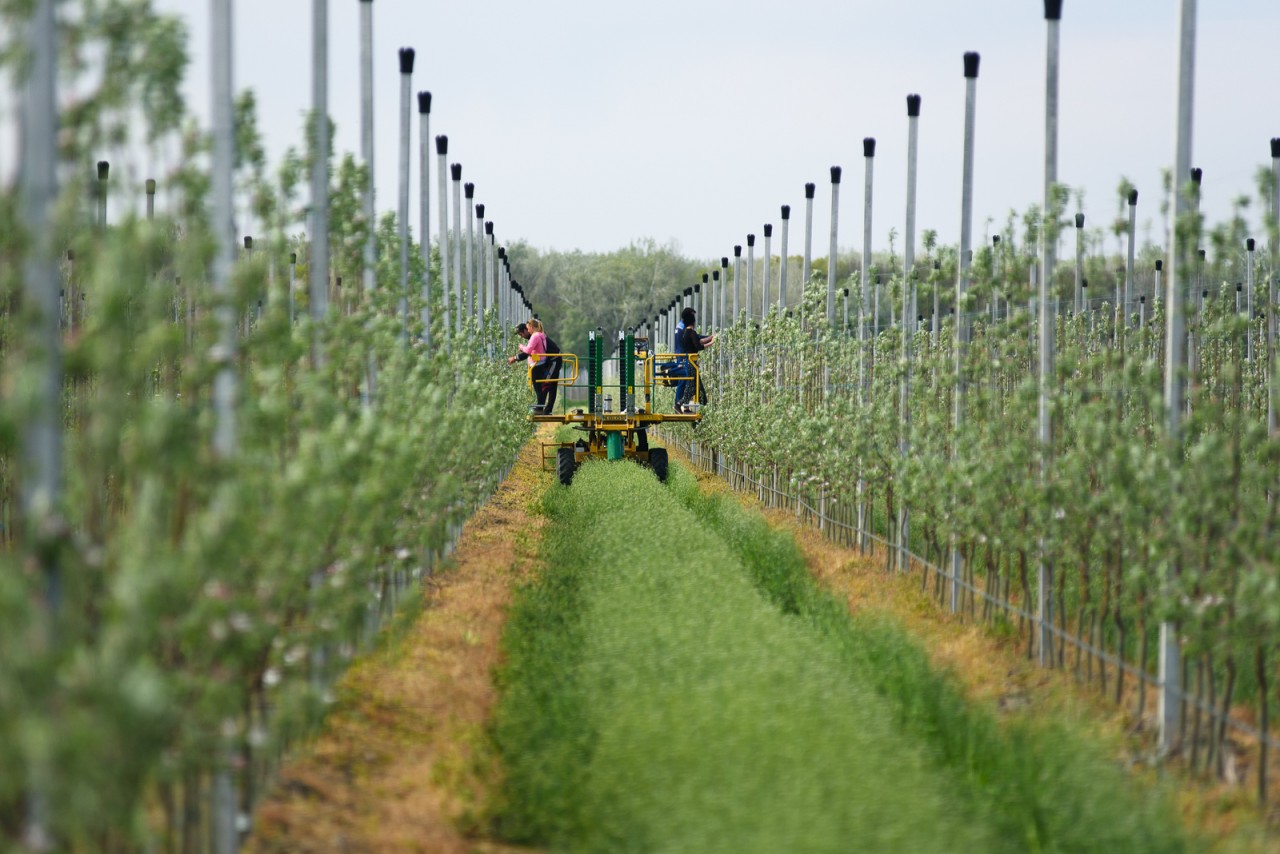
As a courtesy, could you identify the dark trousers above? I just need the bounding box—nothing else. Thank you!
[532,358,561,411]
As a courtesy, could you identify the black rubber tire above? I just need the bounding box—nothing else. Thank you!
[557,446,576,486]
[648,447,669,483]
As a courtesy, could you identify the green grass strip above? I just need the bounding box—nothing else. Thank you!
[494,460,1189,853]
[667,467,1190,853]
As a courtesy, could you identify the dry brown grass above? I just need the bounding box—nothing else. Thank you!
[246,434,552,854]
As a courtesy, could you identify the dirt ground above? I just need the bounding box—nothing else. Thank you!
[247,437,1270,852]
[246,435,552,854]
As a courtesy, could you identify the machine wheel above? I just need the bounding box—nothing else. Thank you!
[648,447,669,483]
[557,446,576,486]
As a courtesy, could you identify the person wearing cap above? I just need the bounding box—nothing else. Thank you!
[508,319,563,414]
[674,306,713,412]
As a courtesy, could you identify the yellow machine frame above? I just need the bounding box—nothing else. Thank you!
[525,335,702,484]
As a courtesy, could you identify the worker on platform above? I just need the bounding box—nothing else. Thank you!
[508,319,563,414]
[675,307,713,412]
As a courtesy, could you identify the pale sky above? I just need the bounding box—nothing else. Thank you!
[10,1,1280,262]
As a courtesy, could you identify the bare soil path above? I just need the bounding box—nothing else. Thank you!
[247,436,551,854]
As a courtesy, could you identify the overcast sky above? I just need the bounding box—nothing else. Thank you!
[10,0,1280,262]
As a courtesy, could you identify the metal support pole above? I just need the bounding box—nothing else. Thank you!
[145,178,156,220]
[828,167,842,327]
[779,206,791,314]
[1246,238,1255,361]
[862,139,875,343]
[309,0,330,365]
[762,225,773,318]
[712,270,720,330]
[451,163,463,331]
[733,244,742,321]
[465,182,476,319]
[1269,138,1280,436]
[97,160,108,229]
[436,135,450,334]
[900,94,920,573]
[1125,188,1138,327]
[397,47,413,339]
[953,51,980,614]
[1160,0,1197,756]
[19,3,59,842]
[418,92,432,344]
[1074,213,1085,315]
[360,0,375,298]
[720,256,729,329]
[803,182,815,288]
[1038,1,1061,665]
[747,233,756,320]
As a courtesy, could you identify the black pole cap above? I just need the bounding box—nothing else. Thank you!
[1082,279,1088,288]
[1155,259,1163,270]
[290,252,297,264]
[805,182,815,199]
[451,163,462,180]
[963,52,980,78]
[993,235,1001,245]
[398,47,415,74]
[497,247,506,258]
[418,91,432,113]
[97,160,109,180]
[243,236,253,249]
[907,94,921,117]
[1128,188,1138,205]
[734,245,742,257]
[436,134,448,154]
[721,257,729,268]
[781,205,791,220]
[465,182,475,198]
[475,202,484,217]
[831,165,842,184]
[1190,167,1202,184]
[1272,138,1280,158]
[764,223,773,237]
[1198,248,1206,260]
[684,287,693,296]
[713,270,720,281]
[1044,0,1063,20]
[145,178,156,194]
[863,138,876,158]
[1237,283,1243,291]
[1247,237,1256,251]
[1075,213,1085,228]
[701,273,708,283]
[485,220,493,234]
[843,288,849,297]
[66,249,74,261]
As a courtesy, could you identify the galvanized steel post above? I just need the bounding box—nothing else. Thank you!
[418,92,432,344]
[828,167,842,327]
[397,48,414,339]
[436,135,450,335]
[1038,0,1061,666]
[953,51,980,614]
[1160,0,1197,757]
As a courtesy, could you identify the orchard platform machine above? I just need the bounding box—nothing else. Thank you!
[528,328,702,485]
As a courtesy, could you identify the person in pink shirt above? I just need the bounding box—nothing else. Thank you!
[509,318,561,413]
